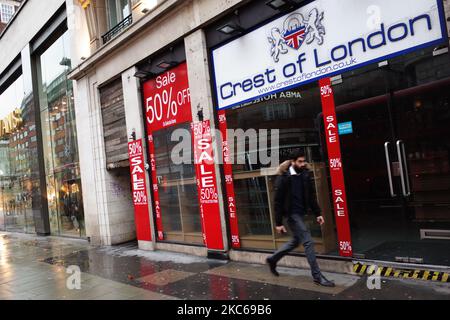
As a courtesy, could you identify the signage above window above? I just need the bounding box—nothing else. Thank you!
[143,62,192,132]
[0,108,23,138]
[78,0,91,9]
[212,0,447,110]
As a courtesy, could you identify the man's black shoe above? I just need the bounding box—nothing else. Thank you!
[313,274,335,287]
[266,257,279,277]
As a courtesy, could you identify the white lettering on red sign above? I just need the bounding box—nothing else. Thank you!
[192,120,224,250]
[218,110,241,248]
[319,78,353,257]
[144,63,192,132]
[127,139,151,241]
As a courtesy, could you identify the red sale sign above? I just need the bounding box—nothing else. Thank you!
[218,110,241,248]
[128,139,152,241]
[147,134,164,240]
[319,78,353,257]
[192,120,224,250]
[143,62,192,132]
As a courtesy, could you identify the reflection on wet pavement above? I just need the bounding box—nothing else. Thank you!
[1,232,449,300]
[136,269,196,286]
[205,263,357,295]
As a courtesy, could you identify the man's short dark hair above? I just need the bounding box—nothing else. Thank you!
[290,149,306,161]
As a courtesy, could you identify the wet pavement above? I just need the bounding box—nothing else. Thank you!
[0,232,449,300]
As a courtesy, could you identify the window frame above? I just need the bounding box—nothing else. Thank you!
[106,0,131,30]
[0,3,14,24]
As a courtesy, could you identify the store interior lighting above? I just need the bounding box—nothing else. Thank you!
[133,70,155,79]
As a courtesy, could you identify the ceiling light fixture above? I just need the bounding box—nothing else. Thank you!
[134,70,155,79]
[216,23,244,35]
[266,0,307,10]
[217,10,245,35]
[156,60,178,69]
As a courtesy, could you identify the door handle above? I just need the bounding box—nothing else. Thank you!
[396,140,411,197]
[384,142,396,197]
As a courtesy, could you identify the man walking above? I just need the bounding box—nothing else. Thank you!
[266,150,335,287]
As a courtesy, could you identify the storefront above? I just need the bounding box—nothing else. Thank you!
[130,43,226,251]
[0,74,39,233]
[205,0,450,265]
[68,0,450,267]
[0,3,85,238]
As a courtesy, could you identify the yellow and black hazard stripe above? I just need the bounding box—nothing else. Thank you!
[353,263,449,283]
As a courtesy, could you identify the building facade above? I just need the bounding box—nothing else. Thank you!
[2,0,450,271]
[0,0,85,238]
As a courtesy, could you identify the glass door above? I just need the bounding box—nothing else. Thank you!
[336,47,450,266]
[151,122,204,245]
[333,63,408,259]
[386,47,450,266]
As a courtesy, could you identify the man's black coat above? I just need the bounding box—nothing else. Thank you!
[274,167,322,227]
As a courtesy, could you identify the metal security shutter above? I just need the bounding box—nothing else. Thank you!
[99,78,129,169]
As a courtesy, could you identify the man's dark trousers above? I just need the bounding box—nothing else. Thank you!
[270,214,321,279]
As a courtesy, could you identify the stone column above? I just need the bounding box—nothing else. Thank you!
[122,66,156,251]
[73,74,103,244]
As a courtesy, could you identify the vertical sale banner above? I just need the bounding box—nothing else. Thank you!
[128,139,152,241]
[147,134,164,240]
[192,120,224,251]
[218,110,241,249]
[319,78,353,257]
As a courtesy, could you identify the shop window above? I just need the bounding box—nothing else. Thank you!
[38,30,85,238]
[0,75,40,234]
[224,83,337,254]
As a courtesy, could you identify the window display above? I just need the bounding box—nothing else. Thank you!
[38,30,85,238]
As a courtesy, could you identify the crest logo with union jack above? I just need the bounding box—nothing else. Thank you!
[268,8,326,63]
[283,25,306,50]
